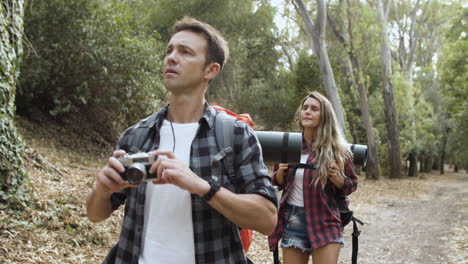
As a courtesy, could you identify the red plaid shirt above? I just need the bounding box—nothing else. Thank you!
[268,140,358,251]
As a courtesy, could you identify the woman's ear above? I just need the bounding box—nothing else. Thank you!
[204,62,221,80]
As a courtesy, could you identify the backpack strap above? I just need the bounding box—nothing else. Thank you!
[214,111,237,181]
[214,110,252,250]
[351,216,364,264]
[121,114,157,153]
[287,163,317,170]
[273,248,280,264]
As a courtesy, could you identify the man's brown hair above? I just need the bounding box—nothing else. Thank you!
[173,17,229,69]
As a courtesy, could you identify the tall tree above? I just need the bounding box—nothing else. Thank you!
[376,0,402,178]
[0,0,26,204]
[292,0,346,131]
[328,0,380,179]
[144,0,280,112]
[391,0,456,176]
[392,0,430,176]
[438,6,468,172]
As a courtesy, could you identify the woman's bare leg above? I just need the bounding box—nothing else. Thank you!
[311,243,341,264]
[283,246,310,264]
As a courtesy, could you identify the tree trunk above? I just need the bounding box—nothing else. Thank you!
[0,0,26,203]
[377,0,402,178]
[408,150,418,176]
[352,59,380,179]
[439,129,448,175]
[395,0,430,179]
[339,57,360,143]
[421,157,433,172]
[293,0,346,131]
[432,157,439,170]
[327,2,380,179]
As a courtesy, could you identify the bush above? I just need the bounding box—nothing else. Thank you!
[18,0,166,140]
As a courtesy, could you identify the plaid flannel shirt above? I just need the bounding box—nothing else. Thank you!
[103,104,278,264]
[268,138,358,251]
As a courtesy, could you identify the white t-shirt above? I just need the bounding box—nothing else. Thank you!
[287,154,309,207]
[139,120,199,264]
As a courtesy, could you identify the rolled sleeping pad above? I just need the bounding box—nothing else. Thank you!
[254,131,368,167]
[254,131,302,164]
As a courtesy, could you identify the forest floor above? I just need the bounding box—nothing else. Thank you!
[0,115,466,264]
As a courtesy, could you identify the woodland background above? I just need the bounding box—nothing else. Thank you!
[0,0,467,262]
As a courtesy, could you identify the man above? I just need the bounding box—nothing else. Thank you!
[86,17,278,264]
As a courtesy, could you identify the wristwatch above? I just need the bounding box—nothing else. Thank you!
[202,178,221,202]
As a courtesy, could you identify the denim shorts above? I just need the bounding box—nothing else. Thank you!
[280,203,344,252]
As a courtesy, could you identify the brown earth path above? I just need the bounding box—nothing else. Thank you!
[247,170,468,264]
[1,116,466,264]
[338,171,467,264]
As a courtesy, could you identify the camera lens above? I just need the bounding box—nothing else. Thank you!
[126,163,147,184]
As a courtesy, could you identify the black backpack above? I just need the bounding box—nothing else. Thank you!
[337,197,364,264]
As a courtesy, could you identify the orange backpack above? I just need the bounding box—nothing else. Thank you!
[213,105,254,253]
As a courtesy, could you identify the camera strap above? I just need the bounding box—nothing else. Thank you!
[126,114,158,153]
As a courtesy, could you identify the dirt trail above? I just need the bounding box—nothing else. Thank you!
[247,171,468,264]
[338,172,468,264]
[2,117,466,264]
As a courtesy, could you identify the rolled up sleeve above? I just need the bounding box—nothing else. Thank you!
[234,122,278,208]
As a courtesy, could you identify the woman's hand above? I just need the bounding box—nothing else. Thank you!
[275,163,289,185]
[328,162,345,189]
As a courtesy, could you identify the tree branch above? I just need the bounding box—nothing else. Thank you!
[384,0,392,19]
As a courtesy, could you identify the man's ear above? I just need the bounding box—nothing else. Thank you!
[204,62,221,80]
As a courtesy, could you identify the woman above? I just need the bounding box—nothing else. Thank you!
[268,91,358,264]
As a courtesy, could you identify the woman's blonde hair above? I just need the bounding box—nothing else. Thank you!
[297,91,352,188]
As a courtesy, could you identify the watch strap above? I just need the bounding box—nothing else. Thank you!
[202,178,221,202]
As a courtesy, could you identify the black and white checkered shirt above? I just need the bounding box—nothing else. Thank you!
[103,104,277,264]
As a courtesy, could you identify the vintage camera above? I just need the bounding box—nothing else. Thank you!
[118,153,158,184]
[255,131,368,167]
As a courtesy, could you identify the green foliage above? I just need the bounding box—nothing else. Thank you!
[437,7,468,167]
[293,51,323,94]
[16,0,287,137]
[392,72,438,161]
[237,51,323,130]
[0,0,29,205]
[139,0,282,117]
[9,0,463,175]
[18,0,165,138]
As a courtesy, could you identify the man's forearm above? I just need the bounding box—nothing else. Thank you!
[207,188,277,235]
[86,190,114,223]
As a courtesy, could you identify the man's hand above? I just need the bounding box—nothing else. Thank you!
[87,150,138,223]
[149,150,210,197]
[94,150,138,198]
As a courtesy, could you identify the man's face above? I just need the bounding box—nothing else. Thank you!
[163,30,209,94]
